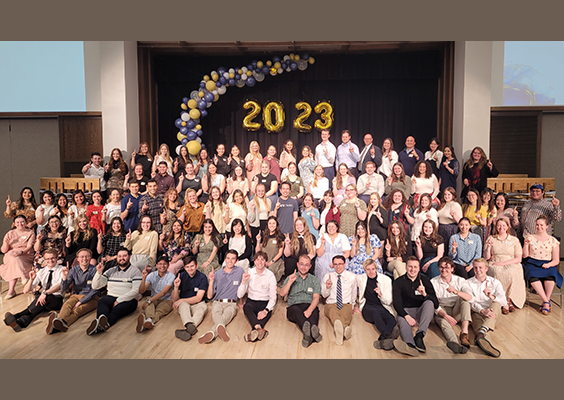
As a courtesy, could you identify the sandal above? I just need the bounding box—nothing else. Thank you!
[540,301,551,315]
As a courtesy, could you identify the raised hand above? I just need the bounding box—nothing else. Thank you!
[415,237,422,247]
[5,195,11,206]
[487,159,493,170]
[159,233,166,241]
[275,199,281,211]
[208,267,215,282]
[124,173,130,181]
[483,280,493,299]
[65,234,72,247]
[370,146,375,156]
[416,279,426,297]
[288,269,298,284]
[326,274,332,289]
[193,237,201,248]
[256,230,262,243]
[126,229,132,240]
[349,145,354,153]
[451,239,458,253]
[141,267,149,279]
[178,174,184,183]
[127,198,133,210]
[61,263,70,280]
[29,268,37,281]
[174,275,181,288]
[142,201,149,213]
[463,178,470,187]
[374,282,382,297]
[242,270,250,284]
[552,194,560,208]
[96,262,104,274]
[387,176,393,185]
[443,160,449,167]
[213,155,218,165]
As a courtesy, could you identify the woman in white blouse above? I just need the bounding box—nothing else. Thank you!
[377,137,399,179]
[411,160,440,208]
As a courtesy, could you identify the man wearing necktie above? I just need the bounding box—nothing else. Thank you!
[321,255,358,345]
[4,249,64,332]
[358,133,382,175]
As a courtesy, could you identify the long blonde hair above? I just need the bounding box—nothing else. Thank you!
[290,217,315,256]
[312,165,325,188]
[335,163,354,190]
[231,189,248,214]
[253,183,270,211]
[158,143,173,165]
[73,216,94,243]
[209,186,224,215]
[249,141,263,162]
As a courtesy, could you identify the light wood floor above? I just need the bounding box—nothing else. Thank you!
[0,279,563,359]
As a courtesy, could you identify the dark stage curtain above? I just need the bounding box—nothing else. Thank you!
[154,52,441,157]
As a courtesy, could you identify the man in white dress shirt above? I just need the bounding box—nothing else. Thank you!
[431,257,473,354]
[237,251,277,342]
[315,129,337,189]
[356,161,385,204]
[321,255,358,345]
[358,133,382,175]
[335,129,361,178]
[466,258,506,357]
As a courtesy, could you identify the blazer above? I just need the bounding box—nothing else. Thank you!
[356,272,395,315]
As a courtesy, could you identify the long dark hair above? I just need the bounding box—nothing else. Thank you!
[200,218,221,248]
[17,187,38,210]
[262,216,284,249]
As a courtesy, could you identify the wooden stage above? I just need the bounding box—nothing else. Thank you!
[1,279,562,359]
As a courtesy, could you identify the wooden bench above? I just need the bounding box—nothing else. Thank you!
[40,177,100,196]
[487,177,555,194]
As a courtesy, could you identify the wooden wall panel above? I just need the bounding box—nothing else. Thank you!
[59,115,103,176]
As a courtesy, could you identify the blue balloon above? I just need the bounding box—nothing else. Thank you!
[246,76,256,87]
[181,138,188,145]
[251,60,257,66]
[201,144,206,149]
[262,66,269,74]
[198,100,207,110]
[196,130,203,137]
[228,78,236,86]
[218,67,226,74]
[201,109,208,117]
[175,118,183,128]
[204,92,214,102]
[219,76,227,85]
[187,131,197,141]
[186,120,196,129]
[301,53,309,60]
[180,126,188,135]
[290,62,298,70]
[255,68,261,73]
[235,73,241,80]
[199,81,206,88]
[247,64,253,70]
[281,62,287,69]
[182,97,189,104]
[273,56,280,63]
[215,81,222,88]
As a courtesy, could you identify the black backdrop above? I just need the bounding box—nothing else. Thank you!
[154,51,441,156]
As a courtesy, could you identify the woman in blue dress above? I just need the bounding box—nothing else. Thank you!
[301,193,320,241]
[347,220,382,275]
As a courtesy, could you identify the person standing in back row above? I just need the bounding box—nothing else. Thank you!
[315,129,337,189]
[336,130,361,178]
[358,133,383,175]
[398,136,424,177]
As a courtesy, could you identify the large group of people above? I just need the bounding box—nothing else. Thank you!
[1,131,562,358]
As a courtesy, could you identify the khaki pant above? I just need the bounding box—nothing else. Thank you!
[387,259,406,279]
[177,301,207,327]
[144,299,173,323]
[434,298,472,343]
[324,303,353,327]
[59,294,99,326]
[211,301,238,336]
[471,302,502,332]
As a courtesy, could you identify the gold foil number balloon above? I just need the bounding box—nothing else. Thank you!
[242,100,262,131]
[293,101,312,132]
[263,101,285,133]
[314,101,334,131]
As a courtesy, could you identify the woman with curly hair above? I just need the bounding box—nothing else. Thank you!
[410,160,440,207]
[384,188,414,237]
[414,219,444,279]
[65,215,98,266]
[34,215,66,269]
[4,187,38,229]
[97,216,127,271]
[347,220,382,275]
[461,146,498,199]
[104,148,129,195]
[384,162,412,201]
[192,218,221,275]
[159,219,191,275]
[284,216,316,278]
[160,188,180,235]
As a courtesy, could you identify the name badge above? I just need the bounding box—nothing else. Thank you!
[233,280,239,285]
[415,290,422,296]
[21,236,27,239]
[145,236,150,240]
[261,285,268,290]
[93,211,98,214]
[468,240,474,245]
[272,240,276,244]
[307,287,313,293]
[122,278,129,282]
[261,179,267,183]
[194,287,199,292]
[87,280,92,284]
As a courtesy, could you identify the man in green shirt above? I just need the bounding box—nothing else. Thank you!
[280,254,322,348]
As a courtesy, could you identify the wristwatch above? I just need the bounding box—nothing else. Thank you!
[145,298,151,304]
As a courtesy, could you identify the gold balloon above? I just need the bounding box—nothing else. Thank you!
[189,109,201,120]
[246,70,253,77]
[187,99,198,109]
[229,72,235,79]
[211,73,219,82]
[257,61,263,68]
[205,81,216,91]
[181,121,186,127]
[293,101,312,132]
[214,94,219,102]
[198,91,205,98]
[273,62,281,70]
[187,140,201,156]
[203,75,210,82]
[181,103,188,110]
[263,101,285,133]
[314,101,334,131]
[238,69,243,75]
[266,60,272,67]
[308,57,315,64]
[177,132,187,142]
[195,124,202,131]
[242,100,262,131]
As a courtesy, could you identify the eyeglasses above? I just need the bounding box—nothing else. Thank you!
[333,262,345,266]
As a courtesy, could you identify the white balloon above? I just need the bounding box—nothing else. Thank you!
[181,113,190,121]
[223,72,229,79]
[241,66,248,73]
[206,102,212,108]
[241,74,247,81]
[278,68,283,74]
[190,90,200,100]
[229,68,235,74]
[286,67,291,72]
[255,73,265,82]
[193,118,200,124]
[217,86,227,95]
[175,145,183,155]
[236,80,245,87]
[210,70,217,76]
[212,89,218,95]
[283,55,290,61]
[297,60,308,70]
[196,137,202,144]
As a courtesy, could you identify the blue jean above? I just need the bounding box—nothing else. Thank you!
[421,257,440,279]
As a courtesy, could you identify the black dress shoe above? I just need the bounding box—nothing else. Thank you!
[414,332,426,353]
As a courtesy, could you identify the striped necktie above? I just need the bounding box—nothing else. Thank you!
[337,274,343,310]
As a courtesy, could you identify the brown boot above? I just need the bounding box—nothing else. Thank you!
[459,332,470,348]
